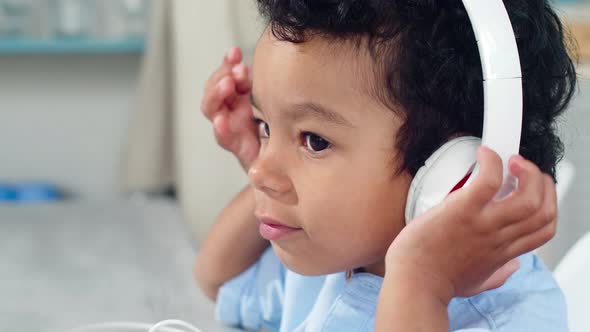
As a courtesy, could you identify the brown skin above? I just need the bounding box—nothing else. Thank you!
[196,48,267,301]
[248,30,411,276]
[194,185,268,300]
[200,47,259,172]
[377,149,558,331]
[196,32,411,292]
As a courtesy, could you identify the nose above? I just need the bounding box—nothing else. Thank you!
[248,150,294,201]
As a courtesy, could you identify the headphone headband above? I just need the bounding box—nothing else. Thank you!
[462,0,522,80]
[462,0,523,196]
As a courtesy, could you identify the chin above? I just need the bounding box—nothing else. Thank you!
[270,242,347,276]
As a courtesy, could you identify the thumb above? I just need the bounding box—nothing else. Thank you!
[479,259,520,292]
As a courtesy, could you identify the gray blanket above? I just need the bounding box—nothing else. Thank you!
[0,198,238,332]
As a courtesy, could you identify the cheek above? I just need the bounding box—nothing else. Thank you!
[285,134,411,271]
[297,168,411,263]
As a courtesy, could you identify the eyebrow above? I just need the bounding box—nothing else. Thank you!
[251,93,354,128]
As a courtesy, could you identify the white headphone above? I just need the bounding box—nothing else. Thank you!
[405,0,523,223]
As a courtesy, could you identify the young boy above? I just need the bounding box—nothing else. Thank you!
[195,0,576,331]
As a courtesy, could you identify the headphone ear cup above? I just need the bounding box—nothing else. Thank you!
[405,137,481,224]
[406,163,430,224]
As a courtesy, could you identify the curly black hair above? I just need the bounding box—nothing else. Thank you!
[255,0,577,180]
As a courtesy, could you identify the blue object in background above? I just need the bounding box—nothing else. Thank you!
[0,0,149,54]
[16,183,61,202]
[0,184,18,201]
[0,38,145,54]
[0,183,62,203]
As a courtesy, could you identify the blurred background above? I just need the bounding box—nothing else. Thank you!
[0,1,588,331]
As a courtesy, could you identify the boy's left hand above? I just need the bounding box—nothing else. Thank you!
[386,146,557,302]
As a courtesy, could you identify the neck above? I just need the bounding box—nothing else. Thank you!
[362,260,386,277]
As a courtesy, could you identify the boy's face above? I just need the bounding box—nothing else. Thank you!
[249,30,412,276]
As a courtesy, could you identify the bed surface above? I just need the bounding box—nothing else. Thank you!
[0,197,238,332]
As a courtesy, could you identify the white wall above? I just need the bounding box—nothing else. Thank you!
[172,0,263,241]
[540,64,590,268]
[0,54,141,198]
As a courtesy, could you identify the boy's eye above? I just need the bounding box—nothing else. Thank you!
[256,119,270,138]
[303,133,331,153]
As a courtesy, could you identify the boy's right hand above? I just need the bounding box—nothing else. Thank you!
[201,47,260,171]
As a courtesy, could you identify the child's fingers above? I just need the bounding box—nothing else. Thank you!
[478,259,520,292]
[505,215,557,259]
[463,146,503,209]
[487,155,546,226]
[213,112,232,148]
[502,174,557,257]
[499,174,557,242]
[231,95,255,124]
[202,47,244,115]
[232,64,252,95]
[207,47,243,91]
[202,76,237,120]
[225,47,243,65]
[509,155,546,216]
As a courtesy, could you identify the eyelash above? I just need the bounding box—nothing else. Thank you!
[252,117,332,154]
[253,118,270,139]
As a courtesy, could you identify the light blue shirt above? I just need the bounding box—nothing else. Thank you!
[215,249,568,331]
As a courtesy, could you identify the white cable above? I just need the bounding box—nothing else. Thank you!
[67,319,202,332]
[148,320,202,332]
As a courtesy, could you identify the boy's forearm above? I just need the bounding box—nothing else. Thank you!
[194,185,269,301]
[375,267,451,332]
